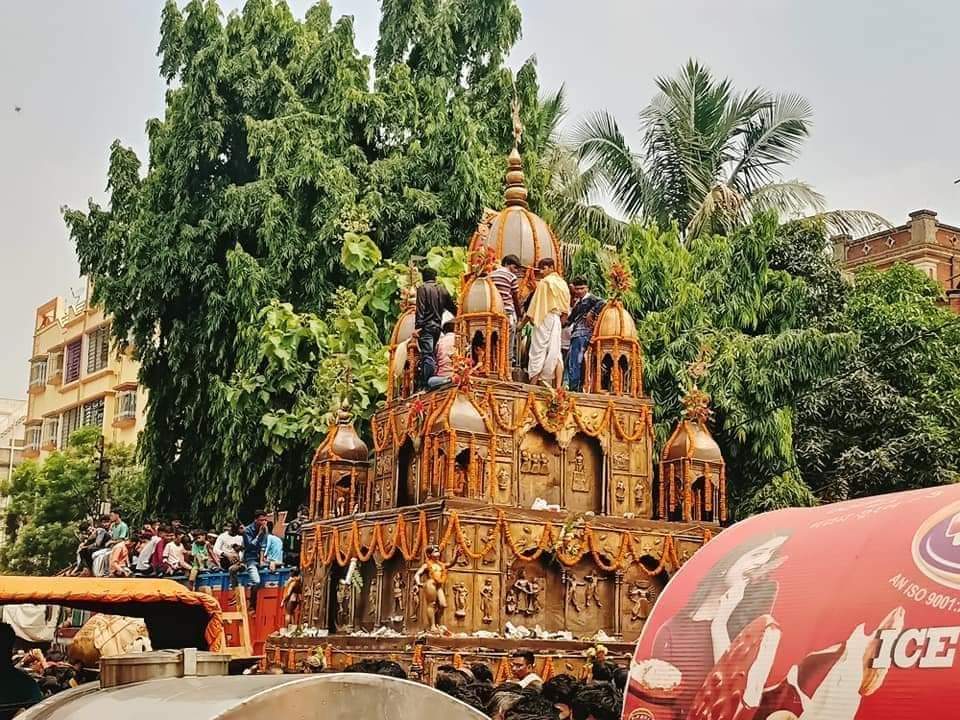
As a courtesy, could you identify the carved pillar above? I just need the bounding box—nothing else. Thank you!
[374,560,385,626]
[614,570,624,637]
[559,446,567,508]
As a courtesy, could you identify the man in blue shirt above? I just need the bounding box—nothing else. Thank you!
[242,510,269,612]
[564,278,605,392]
[265,521,284,570]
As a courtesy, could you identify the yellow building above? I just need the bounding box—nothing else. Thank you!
[24,285,146,459]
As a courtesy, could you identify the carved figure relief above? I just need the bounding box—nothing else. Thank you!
[570,448,588,493]
[497,467,510,491]
[634,479,646,506]
[336,581,352,629]
[628,581,653,622]
[409,577,421,620]
[480,578,494,624]
[367,573,380,617]
[392,574,405,621]
[613,451,629,471]
[507,568,543,616]
[452,544,470,568]
[413,546,449,632]
[497,401,512,426]
[452,582,469,619]
[564,572,584,613]
[615,478,627,504]
[583,572,603,608]
[520,450,550,475]
[481,528,497,566]
[504,587,518,615]
[335,496,346,517]
[373,483,382,508]
[496,435,513,456]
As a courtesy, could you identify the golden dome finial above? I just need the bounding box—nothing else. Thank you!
[681,346,713,424]
[505,91,528,209]
[511,91,523,149]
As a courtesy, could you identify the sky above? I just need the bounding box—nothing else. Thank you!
[1,0,958,399]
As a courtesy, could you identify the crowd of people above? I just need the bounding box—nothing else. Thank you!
[323,648,624,720]
[71,508,302,609]
[415,258,605,392]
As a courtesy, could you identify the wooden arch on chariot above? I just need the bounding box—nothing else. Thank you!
[583,299,643,397]
[387,307,418,402]
[310,408,372,520]
[418,390,494,501]
[659,418,727,523]
[456,275,510,380]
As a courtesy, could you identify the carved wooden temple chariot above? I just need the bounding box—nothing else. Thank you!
[266,136,727,682]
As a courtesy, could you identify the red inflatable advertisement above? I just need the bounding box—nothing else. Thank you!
[622,485,960,720]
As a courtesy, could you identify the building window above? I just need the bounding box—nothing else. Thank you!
[86,324,110,374]
[117,391,137,420]
[26,427,41,452]
[48,351,64,379]
[42,418,60,449]
[82,399,105,429]
[29,359,48,388]
[64,339,82,384]
[61,407,81,447]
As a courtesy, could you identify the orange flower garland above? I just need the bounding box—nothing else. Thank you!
[303,507,694,574]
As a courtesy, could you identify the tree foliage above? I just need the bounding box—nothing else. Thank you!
[64,0,544,520]
[0,427,145,576]
[615,214,853,516]
[575,60,887,237]
[795,265,960,500]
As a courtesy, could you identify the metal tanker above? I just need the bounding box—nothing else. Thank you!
[622,484,960,720]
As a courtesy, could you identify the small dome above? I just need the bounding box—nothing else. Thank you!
[595,300,637,340]
[390,308,416,347]
[469,147,561,272]
[316,406,368,462]
[662,420,723,464]
[431,392,488,435]
[461,276,505,315]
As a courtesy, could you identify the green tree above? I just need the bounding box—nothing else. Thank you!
[571,214,854,517]
[575,60,886,237]
[0,427,145,576]
[795,264,960,500]
[63,0,545,520]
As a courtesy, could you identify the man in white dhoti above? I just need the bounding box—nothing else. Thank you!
[520,258,570,387]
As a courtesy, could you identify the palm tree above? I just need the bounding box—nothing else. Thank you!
[525,86,626,245]
[575,60,887,237]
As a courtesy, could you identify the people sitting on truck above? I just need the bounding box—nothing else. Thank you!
[108,537,135,577]
[162,530,191,575]
[108,508,129,545]
[77,515,111,575]
[264,521,284,571]
[214,521,244,570]
[0,622,41,718]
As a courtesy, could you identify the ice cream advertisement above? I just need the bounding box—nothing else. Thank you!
[622,486,960,720]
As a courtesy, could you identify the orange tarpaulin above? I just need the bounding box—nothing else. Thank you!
[0,576,224,652]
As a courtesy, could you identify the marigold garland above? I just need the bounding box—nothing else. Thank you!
[303,508,693,574]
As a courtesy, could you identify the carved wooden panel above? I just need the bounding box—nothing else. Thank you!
[447,570,473,630]
[565,434,603,514]
[474,573,500,629]
[518,428,560,507]
[503,558,563,632]
[562,559,616,635]
[494,462,513,504]
[621,563,667,642]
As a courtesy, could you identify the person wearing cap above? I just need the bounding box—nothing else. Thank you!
[427,314,457,389]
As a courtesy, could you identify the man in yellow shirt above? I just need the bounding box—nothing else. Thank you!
[520,258,570,387]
